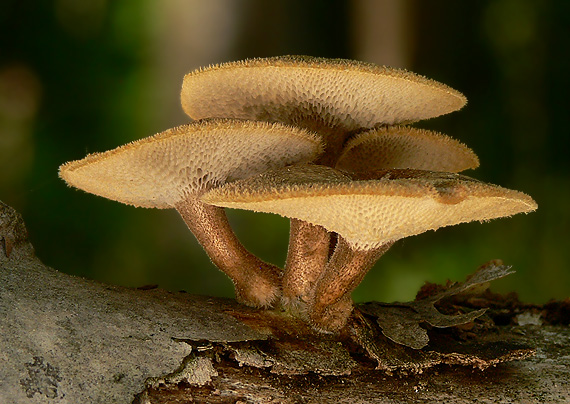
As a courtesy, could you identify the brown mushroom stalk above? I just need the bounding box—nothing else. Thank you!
[282,128,350,308]
[176,196,281,307]
[181,56,469,307]
[308,238,394,332]
[282,219,331,306]
[59,119,323,308]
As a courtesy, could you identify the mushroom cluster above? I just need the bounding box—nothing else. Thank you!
[60,56,536,332]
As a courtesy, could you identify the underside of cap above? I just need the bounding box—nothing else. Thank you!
[202,165,537,250]
[181,56,467,134]
[59,119,323,209]
[336,126,479,173]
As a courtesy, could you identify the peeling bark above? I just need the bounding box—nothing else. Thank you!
[1,201,569,404]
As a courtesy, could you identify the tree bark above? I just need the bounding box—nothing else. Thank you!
[1,201,568,403]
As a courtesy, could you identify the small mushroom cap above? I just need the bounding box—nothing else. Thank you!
[181,56,467,132]
[202,165,537,250]
[59,119,323,209]
[336,126,479,173]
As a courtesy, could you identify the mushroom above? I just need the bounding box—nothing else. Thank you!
[181,56,467,164]
[281,126,481,306]
[336,126,480,173]
[59,119,323,308]
[202,164,537,331]
[181,56,468,304]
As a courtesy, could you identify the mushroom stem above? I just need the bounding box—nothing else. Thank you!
[281,133,349,308]
[282,219,330,306]
[313,127,349,168]
[309,237,394,331]
[175,195,282,308]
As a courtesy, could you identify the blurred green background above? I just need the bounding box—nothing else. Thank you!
[1,0,568,304]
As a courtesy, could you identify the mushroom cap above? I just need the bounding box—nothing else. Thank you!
[59,119,323,209]
[336,126,479,173]
[181,56,467,133]
[202,165,537,250]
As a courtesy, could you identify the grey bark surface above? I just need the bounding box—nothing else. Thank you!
[1,201,569,403]
[0,202,265,403]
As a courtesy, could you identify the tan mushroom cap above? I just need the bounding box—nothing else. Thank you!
[336,126,479,173]
[202,165,537,250]
[181,56,467,132]
[59,119,323,209]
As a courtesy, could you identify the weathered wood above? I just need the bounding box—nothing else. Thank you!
[1,202,569,404]
[141,325,570,404]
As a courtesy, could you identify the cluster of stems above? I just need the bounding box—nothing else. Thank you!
[179,128,394,332]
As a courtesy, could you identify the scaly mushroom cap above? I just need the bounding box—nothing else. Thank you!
[59,119,322,208]
[336,126,479,173]
[202,165,537,250]
[181,56,467,133]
